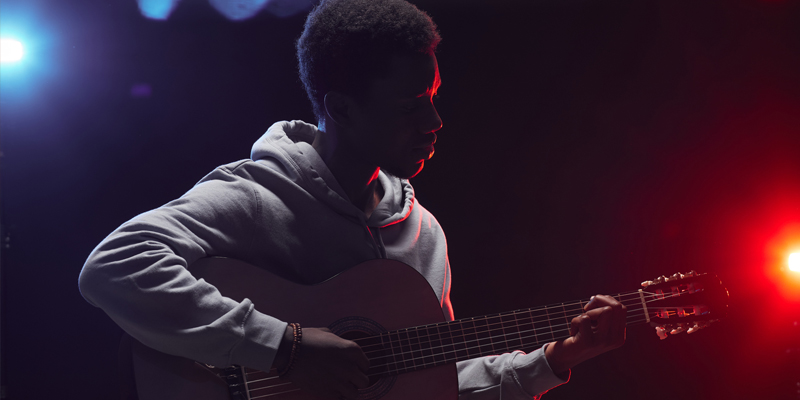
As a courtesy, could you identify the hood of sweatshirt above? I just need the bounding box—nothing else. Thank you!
[250,120,415,228]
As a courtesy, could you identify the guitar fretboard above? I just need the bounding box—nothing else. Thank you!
[353,293,648,377]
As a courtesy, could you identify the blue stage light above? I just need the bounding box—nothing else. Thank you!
[209,0,268,21]
[137,0,181,20]
[0,39,24,63]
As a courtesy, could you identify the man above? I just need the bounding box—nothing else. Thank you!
[79,0,626,398]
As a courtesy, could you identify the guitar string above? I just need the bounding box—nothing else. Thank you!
[240,296,642,379]
[357,305,646,360]
[236,310,653,391]
[353,289,692,355]
[248,310,646,383]
[353,296,650,356]
[241,290,687,381]
[354,308,651,366]
[359,301,696,363]
[238,309,656,387]
[240,302,647,383]
[242,316,659,398]
[249,388,302,399]
[358,300,698,373]
[362,316,657,378]
[247,376,289,392]
[351,289,677,353]
[352,300,637,354]
[240,291,703,396]
[246,380,293,389]
[242,289,680,380]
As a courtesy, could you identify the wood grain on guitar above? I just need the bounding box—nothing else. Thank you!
[129,258,729,400]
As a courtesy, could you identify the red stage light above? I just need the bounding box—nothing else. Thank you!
[789,252,800,272]
[763,225,800,302]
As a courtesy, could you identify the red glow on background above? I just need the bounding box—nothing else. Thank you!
[764,224,800,302]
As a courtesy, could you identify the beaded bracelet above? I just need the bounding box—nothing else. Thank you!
[278,322,302,377]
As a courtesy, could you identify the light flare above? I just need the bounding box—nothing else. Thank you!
[789,252,800,272]
[0,39,24,63]
[137,0,181,20]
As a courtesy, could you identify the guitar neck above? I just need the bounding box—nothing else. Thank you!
[354,290,650,376]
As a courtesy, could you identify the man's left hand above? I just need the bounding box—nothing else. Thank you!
[544,294,627,375]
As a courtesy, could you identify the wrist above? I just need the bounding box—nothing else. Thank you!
[544,340,574,376]
[276,323,302,376]
[271,324,294,371]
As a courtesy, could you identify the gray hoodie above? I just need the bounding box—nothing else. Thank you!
[79,120,565,399]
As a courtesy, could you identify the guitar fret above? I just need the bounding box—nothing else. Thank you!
[401,328,417,371]
[460,319,476,360]
[380,332,400,375]
[426,325,442,366]
[438,323,455,363]
[476,317,494,356]
[504,312,523,352]
[638,290,650,323]
[411,326,429,370]
[390,330,408,371]
[434,325,444,366]
[495,314,508,353]
[543,306,556,342]
[434,324,447,367]
[526,308,540,347]
[561,303,571,335]
[403,328,415,372]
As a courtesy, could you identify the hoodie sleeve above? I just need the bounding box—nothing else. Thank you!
[78,162,287,373]
[457,347,569,399]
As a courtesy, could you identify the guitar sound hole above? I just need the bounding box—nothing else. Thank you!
[329,316,396,399]
[340,330,390,388]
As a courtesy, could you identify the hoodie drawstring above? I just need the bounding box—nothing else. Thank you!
[366,226,387,259]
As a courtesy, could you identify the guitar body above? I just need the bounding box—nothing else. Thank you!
[131,258,458,400]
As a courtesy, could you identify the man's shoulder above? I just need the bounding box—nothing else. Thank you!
[195,158,292,186]
[406,196,447,235]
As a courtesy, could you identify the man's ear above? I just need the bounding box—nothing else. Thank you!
[323,91,355,128]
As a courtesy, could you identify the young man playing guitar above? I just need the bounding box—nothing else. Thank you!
[79,0,627,398]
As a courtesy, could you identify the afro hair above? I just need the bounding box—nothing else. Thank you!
[297,0,441,122]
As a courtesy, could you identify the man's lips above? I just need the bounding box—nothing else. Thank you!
[413,134,437,149]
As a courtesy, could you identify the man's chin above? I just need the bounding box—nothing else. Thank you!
[385,160,425,180]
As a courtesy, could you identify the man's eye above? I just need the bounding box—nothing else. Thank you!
[401,103,418,112]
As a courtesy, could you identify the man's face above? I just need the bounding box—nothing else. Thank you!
[346,52,443,179]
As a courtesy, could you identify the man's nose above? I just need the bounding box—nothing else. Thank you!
[424,103,442,133]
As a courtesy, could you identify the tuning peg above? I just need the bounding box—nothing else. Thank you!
[656,325,668,340]
[642,275,669,288]
[687,321,712,334]
[667,272,685,282]
[670,324,687,335]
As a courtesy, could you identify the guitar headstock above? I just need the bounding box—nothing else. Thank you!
[640,271,729,339]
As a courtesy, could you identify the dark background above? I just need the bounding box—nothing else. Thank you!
[2,0,800,398]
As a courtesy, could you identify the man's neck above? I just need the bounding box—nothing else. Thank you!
[312,123,384,218]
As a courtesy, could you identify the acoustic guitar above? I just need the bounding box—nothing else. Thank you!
[128,258,729,400]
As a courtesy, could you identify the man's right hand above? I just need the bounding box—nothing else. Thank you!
[273,326,370,399]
